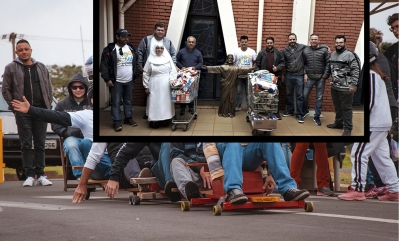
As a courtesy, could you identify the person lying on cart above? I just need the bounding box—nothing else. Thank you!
[71,142,156,203]
[166,142,212,202]
[203,142,310,204]
[11,88,112,181]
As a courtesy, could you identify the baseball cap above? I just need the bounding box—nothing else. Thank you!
[115,29,132,36]
[369,41,379,63]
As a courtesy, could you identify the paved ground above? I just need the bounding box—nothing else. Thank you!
[0,180,398,241]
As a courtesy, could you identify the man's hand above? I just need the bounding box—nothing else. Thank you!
[304,74,308,84]
[72,184,88,203]
[200,166,212,189]
[263,175,276,195]
[201,65,207,70]
[106,80,114,87]
[105,180,119,199]
[11,96,30,113]
[349,87,357,93]
[272,65,278,72]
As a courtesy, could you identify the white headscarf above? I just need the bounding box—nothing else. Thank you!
[145,43,174,66]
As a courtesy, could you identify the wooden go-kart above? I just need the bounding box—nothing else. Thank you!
[181,163,314,216]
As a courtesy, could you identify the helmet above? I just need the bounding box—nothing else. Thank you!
[369,41,379,63]
[85,55,93,82]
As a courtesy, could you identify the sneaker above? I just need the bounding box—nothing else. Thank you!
[296,115,304,123]
[342,130,351,136]
[364,184,375,192]
[327,123,343,129]
[226,188,248,204]
[274,113,282,120]
[138,167,153,178]
[317,187,335,197]
[337,188,365,201]
[303,111,309,118]
[113,124,123,132]
[184,181,202,201]
[283,188,310,201]
[282,111,294,117]
[23,176,35,187]
[235,107,241,111]
[313,117,321,126]
[378,191,399,201]
[38,176,52,186]
[164,180,181,202]
[124,119,137,126]
[365,186,380,198]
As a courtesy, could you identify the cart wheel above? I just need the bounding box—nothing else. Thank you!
[183,125,188,132]
[85,191,91,200]
[193,114,197,120]
[172,124,177,131]
[130,195,140,205]
[252,130,258,136]
[246,116,250,122]
[304,202,314,212]
[181,201,191,211]
[213,205,222,216]
[264,131,271,136]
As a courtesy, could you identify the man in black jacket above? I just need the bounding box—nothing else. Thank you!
[51,73,91,179]
[255,37,285,119]
[281,33,307,123]
[100,29,139,132]
[384,13,398,98]
[302,34,330,126]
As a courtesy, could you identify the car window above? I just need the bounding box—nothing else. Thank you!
[0,86,10,112]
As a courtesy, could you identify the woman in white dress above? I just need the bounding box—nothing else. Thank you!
[143,43,176,128]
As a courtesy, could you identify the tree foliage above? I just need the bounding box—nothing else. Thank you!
[47,64,83,101]
[380,42,394,55]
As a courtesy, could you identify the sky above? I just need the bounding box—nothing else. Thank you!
[370,3,399,44]
[0,0,93,76]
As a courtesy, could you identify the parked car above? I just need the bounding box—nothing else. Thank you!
[0,83,62,180]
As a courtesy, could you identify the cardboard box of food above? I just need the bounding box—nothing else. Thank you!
[252,119,277,130]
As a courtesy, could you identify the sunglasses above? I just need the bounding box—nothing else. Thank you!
[389,25,399,32]
[71,85,85,90]
[119,48,123,56]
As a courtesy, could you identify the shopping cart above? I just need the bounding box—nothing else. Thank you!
[246,72,279,136]
[171,71,200,131]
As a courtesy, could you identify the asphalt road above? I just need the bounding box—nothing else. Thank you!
[0,180,398,241]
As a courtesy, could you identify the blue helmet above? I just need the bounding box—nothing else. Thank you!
[85,55,93,82]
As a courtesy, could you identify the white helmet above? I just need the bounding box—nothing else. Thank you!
[85,55,93,82]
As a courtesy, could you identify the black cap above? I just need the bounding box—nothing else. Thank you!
[115,29,132,36]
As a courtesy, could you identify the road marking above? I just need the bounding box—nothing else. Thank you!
[35,195,107,200]
[0,201,87,211]
[266,210,398,224]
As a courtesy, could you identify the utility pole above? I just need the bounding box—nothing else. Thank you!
[2,32,24,60]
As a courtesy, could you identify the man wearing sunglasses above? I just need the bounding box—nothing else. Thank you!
[51,73,92,179]
[100,29,140,132]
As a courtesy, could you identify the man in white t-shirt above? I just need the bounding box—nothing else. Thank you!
[100,29,139,132]
[233,36,257,111]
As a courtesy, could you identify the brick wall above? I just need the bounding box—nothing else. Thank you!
[124,0,364,111]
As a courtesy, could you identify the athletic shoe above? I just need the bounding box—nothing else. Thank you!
[184,181,202,201]
[235,107,241,111]
[226,188,248,204]
[138,168,153,178]
[337,188,365,201]
[378,191,399,201]
[342,130,351,136]
[164,181,181,202]
[274,113,282,120]
[283,188,310,201]
[124,119,137,126]
[282,111,294,117]
[38,176,52,186]
[113,124,122,132]
[23,177,35,187]
[313,117,321,126]
[303,111,310,118]
[317,187,335,196]
[365,186,379,198]
[296,115,304,123]
[327,123,343,129]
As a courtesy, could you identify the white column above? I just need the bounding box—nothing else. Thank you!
[217,0,237,55]
[99,0,110,108]
[354,22,364,66]
[291,0,314,44]
[166,0,191,49]
[256,0,264,53]
[106,0,114,43]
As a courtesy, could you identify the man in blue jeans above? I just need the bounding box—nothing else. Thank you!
[100,29,139,132]
[281,33,307,123]
[302,33,330,126]
[203,142,310,204]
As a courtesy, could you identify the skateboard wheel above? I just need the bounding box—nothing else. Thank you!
[181,201,190,211]
[132,196,140,205]
[129,195,134,205]
[213,205,222,216]
[304,202,314,212]
[85,192,90,200]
